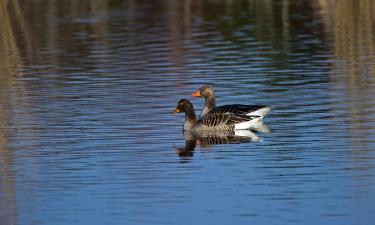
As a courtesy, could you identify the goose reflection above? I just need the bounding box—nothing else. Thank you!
[176,121,270,157]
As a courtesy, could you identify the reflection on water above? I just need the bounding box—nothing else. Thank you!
[176,127,267,157]
[1,0,375,225]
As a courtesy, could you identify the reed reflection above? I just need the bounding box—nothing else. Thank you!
[0,103,16,225]
[176,122,270,157]
[317,0,375,161]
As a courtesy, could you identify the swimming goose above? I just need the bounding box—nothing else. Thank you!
[174,99,261,131]
[192,85,271,118]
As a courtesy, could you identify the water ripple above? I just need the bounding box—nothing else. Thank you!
[1,1,375,225]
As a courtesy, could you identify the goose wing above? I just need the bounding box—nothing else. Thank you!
[211,104,269,115]
[197,113,258,127]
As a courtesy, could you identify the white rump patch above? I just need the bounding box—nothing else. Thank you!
[234,117,261,130]
[246,106,271,118]
[249,121,271,133]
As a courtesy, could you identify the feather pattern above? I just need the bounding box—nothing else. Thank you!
[198,113,258,128]
[211,104,269,115]
[175,99,260,131]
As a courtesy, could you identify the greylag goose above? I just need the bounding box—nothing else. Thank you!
[174,99,261,131]
[192,85,271,118]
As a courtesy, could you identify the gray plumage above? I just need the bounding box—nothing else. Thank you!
[175,99,259,131]
[197,113,258,130]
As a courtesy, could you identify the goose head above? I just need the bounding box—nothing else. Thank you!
[174,99,194,114]
[191,85,215,98]
[174,99,196,131]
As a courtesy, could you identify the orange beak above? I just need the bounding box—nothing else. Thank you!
[192,90,201,97]
[174,108,181,113]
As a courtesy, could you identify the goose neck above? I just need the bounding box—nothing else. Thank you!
[183,104,196,130]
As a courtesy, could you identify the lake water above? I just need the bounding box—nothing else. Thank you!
[1,1,375,225]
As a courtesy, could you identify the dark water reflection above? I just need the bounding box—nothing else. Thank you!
[1,0,375,225]
[176,128,267,157]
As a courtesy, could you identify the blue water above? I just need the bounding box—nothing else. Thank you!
[1,1,375,225]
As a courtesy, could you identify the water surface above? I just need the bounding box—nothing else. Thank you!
[1,1,375,225]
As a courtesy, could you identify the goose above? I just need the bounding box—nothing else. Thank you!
[192,85,271,118]
[174,99,261,131]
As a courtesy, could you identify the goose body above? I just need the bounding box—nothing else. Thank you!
[192,85,271,118]
[174,99,260,131]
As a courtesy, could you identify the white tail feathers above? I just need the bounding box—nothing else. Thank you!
[234,117,262,130]
[249,121,271,133]
[246,106,271,118]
